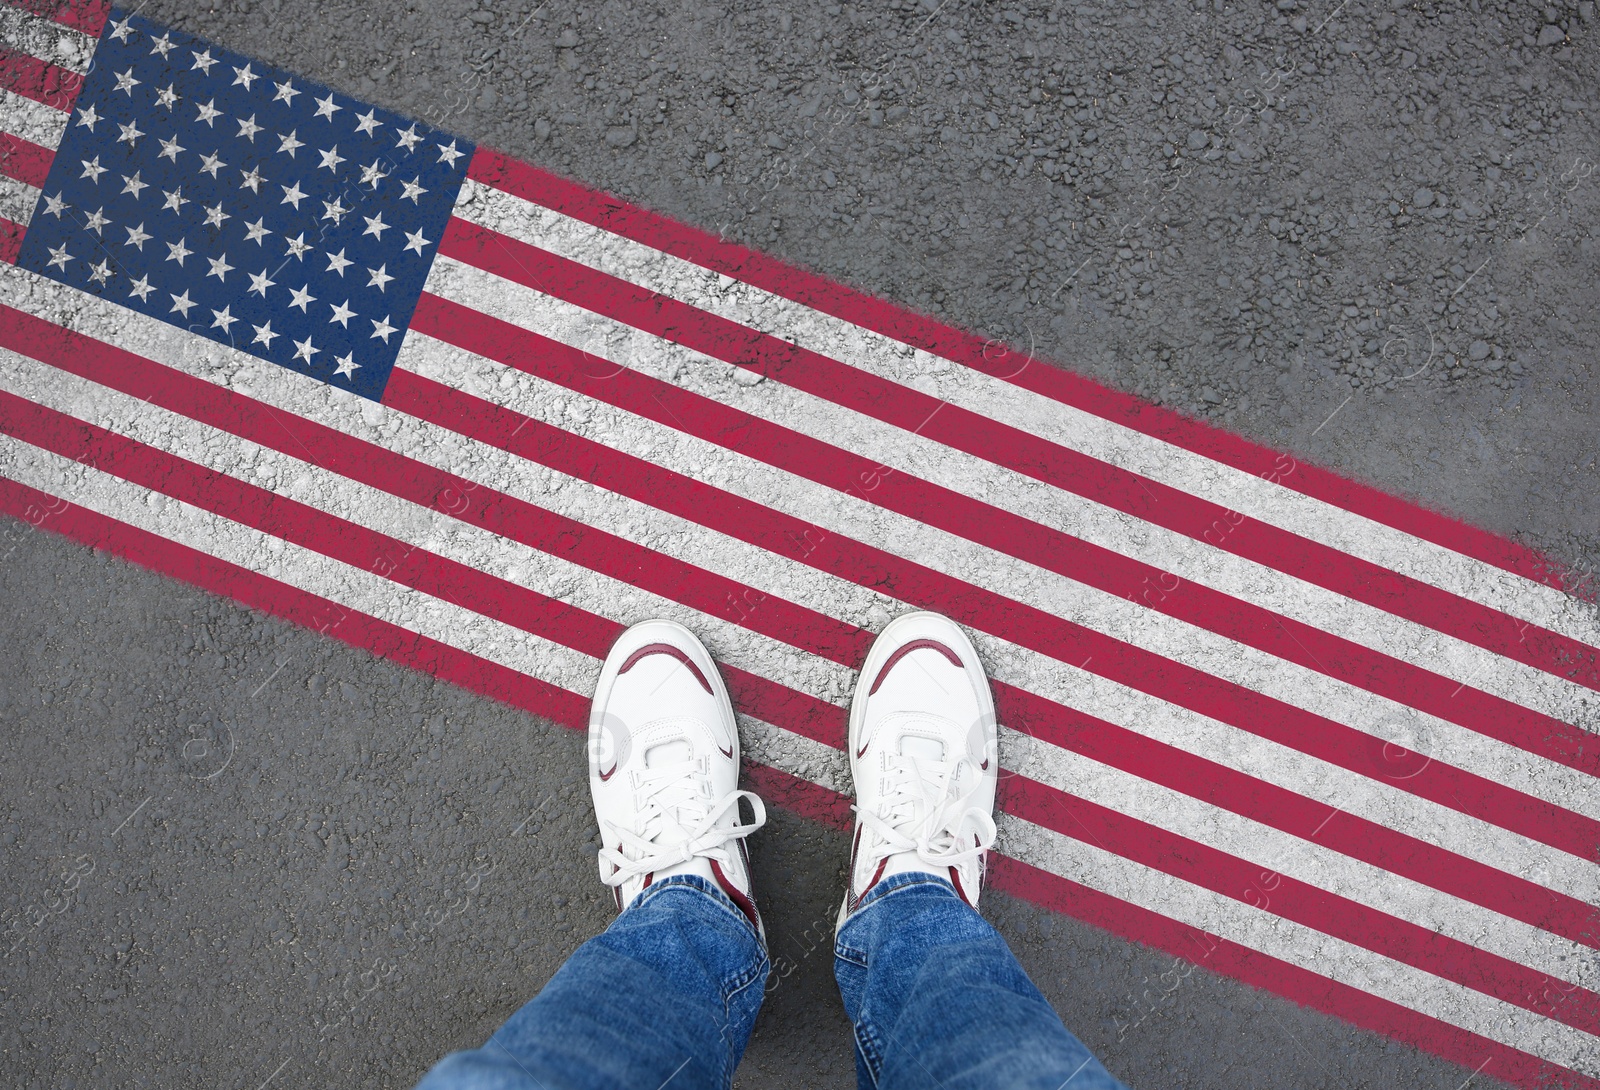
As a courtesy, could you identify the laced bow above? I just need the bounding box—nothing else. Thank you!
[598,755,766,887]
[857,750,996,869]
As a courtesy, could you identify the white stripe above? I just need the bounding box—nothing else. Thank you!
[1004,726,1600,991]
[422,251,1600,731]
[0,172,37,226]
[454,180,1600,651]
[1,261,1593,907]
[411,261,1600,831]
[1,84,68,150]
[5,435,1594,1076]
[0,6,95,75]
[0,346,856,704]
[998,813,1600,1076]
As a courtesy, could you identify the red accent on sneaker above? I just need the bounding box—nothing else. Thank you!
[718,743,734,759]
[598,761,619,781]
[853,856,889,910]
[618,642,715,693]
[710,858,761,930]
[643,871,654,889]
[949,866,971,905]
[867,639,964,696]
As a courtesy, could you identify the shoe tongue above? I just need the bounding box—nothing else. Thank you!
[899,735,944,761]
[645,739,693,768]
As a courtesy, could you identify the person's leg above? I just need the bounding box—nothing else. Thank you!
[836,611,1127,1090]
[834,873,1124,1090]
[417,875,766,1090]
[416,620,770,1090]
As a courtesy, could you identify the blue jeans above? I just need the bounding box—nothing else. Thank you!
[416,871,1127,1090]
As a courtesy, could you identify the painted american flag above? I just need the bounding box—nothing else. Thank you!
[1,4,1597,1086]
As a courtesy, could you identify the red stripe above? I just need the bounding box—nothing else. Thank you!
[1,303,1592,948]
[465,150,1574,592]
[399,295,1600,861]
[0,43,82,111]
[5,477,1593,1090]
[0,131,52,187]
[1001,775,1600,1038]
[0,312,851,755]
[432,223,1600,763]
[0,473,591,728]
[0,217,22,263]
[8,0,109,36]
[994,682,1600,951]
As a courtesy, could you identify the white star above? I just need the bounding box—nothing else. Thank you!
[327,299,357,327]
[354,109,382,136]
[169,290,196,317]
[402,228,430,255]
[236,114,262,142]
[321,197,349,224]
[272,79,300,104]
[127,274,155,301]
[369,315,397,343]
[82,207,109,234]
[46,243,72,270]
[313,93,341,121]
[207,253,234,281]
[191,49,218,74]
[277,130,304,157]
[243,217,271,245]
[116,119,144,146]
[436,139,465,167]
[158,134,184,162]
[198,151,226,178]
[318,145,345,173]
[196,99,222,126]
[399,177,428,203]
[358,160,387,187]
[155,83,180,109]
[366,264,394,292]
[395,124,422,151]
[75,104,100,131]
[166,238,192,266]
[324,248,352,276]
[333,352,360,378]
[109,16,135,41]
[361,212,389,239]
[211,305,238,332]
[113,68,141,96]
[79,156,107,183]
[283,233,311,260]
[161,186,189,214]
[41,192,67,217]
[248,269,276,297]
[292,335,319,363]
[203,202,231,229]
[149,32,175,58]
[119,171,148,198]
[287,285,316,311]
[232,64,259,90]
[124,222,151,250]
[252,321,279,348]
[279,181,307,209]
[239,166,264,193]
[87,259,113,284]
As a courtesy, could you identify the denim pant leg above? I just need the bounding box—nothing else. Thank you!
[834,872,1128,1090]
[416,875,769,1090]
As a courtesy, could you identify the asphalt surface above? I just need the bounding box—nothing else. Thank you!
[3,0,1598,1087]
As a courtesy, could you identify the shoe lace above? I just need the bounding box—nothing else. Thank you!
[598,758,766,886]
[858,751,996,869]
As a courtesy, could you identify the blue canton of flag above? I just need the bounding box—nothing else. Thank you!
[16,8,474,401]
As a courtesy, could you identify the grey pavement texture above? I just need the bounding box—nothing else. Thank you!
[4,0,1600,1086]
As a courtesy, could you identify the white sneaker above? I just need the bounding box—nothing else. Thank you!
[840,611,998,927]
[588,620,766,935]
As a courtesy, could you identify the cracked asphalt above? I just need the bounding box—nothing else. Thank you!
[3,0,1597,1086]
